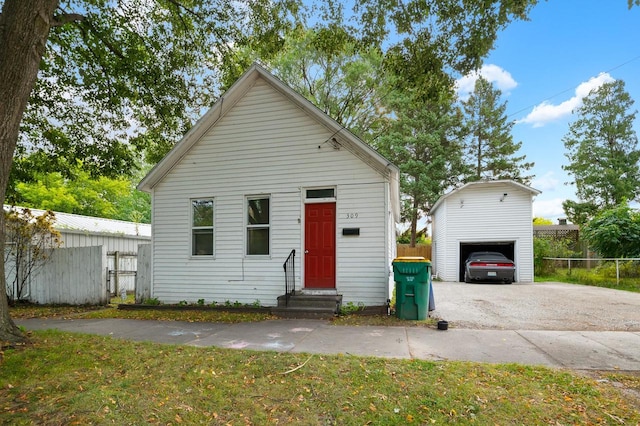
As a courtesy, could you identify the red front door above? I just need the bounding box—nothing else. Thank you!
[304,202,336,288]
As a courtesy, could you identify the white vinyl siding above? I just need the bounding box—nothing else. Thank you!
[150,78,393,306]
[432,182,536,282]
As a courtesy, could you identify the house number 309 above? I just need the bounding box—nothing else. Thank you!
[345,213,358,219]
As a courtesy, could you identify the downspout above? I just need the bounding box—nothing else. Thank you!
[149,187,155,301]
[384,180,391,306]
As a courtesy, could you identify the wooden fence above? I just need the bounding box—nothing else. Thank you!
[20,246,108,305]
[136,244,151,303]
[396,244,432,260]
[5,245,148,305]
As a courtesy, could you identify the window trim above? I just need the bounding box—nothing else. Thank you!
[245,194,271,257]
[190,198,215,257]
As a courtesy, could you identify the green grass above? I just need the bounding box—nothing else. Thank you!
[1,330,638,424]
[10,301,437,327]
[536,268,640,293]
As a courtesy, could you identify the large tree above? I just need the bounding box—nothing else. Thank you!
[460,76,533,183]
[267,26,387,140]
[0,0,297,343]
[562,80,640,225]
[376,86,465,246]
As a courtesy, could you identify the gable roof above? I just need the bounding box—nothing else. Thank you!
[137,63,400,221]
[4,205,151,238]
[431,180,541,214]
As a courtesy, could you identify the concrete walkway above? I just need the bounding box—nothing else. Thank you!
[17,317,640,371]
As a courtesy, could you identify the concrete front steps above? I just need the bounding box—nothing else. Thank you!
[273,289,342,319]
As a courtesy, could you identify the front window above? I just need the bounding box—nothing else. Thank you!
[247,196,270,255]
[192,199,214,256]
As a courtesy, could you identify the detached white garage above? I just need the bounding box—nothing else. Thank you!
[431,180,541,283]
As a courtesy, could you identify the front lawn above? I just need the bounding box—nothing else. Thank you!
[1,330,638,424]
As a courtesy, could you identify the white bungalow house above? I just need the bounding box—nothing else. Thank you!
[430,180,541,283]
[137,63,400,313]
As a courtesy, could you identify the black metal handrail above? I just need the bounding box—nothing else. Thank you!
[283,249,295,306]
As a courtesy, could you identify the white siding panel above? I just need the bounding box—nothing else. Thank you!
[151,79,392,306]
[432,202,447,279]
[336,183,388,306]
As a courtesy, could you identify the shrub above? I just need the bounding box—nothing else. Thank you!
[595,260,640,278]
[534,237,579,276]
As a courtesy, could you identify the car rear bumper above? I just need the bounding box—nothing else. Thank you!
[467,267,515,282]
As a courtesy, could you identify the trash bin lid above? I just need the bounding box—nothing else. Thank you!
[393,256,431,263]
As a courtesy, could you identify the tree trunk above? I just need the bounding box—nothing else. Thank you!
[410,197,418,247]
[0,0,59,344]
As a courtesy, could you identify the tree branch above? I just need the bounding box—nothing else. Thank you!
[52,13,85,27]
[165,0,204,19]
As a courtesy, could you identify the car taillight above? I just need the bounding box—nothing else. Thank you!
[470,262,513,267]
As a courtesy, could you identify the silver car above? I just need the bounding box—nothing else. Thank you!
[464,251,515,284]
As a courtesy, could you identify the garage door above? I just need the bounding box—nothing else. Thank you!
[459,241,515,282]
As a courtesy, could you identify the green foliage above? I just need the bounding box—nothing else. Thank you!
[460,76,534,183]
[533,217,553,225]
[376,86,465,245]
[266,27,387,139]
[533,237,579,275]
[397,231,429,245]
[582,203,640,258]
[4,207,62,302]
[536,267,640,293]
[561,200,599,228]
[357,0,538,88]
[197,299,206,306]
[14,0,301,170]
[143,298,161,306]
[562,80,640,225]
[596,261,640,279]
[11,163,150,223]
[339,301,365,315]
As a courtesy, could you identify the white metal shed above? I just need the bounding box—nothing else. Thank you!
[430,180,541,282]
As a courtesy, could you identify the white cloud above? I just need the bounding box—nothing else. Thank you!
[532,197,566,221]
[517,73,615,127]
[532,171,560,192]
[455,64,518,100]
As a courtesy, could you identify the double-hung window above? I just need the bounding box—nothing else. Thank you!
[246,196,270,255]
[192,198,214,256]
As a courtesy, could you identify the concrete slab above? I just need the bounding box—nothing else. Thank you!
[407,328,557,366]
[293,324,411,358]
[114,320,230,345]
[192,319,320,351]
[16,318,640,371]
[519,330,640,370]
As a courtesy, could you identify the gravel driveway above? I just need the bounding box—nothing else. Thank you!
[430,281,640,331]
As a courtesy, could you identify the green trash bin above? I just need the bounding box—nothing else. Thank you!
[393,257,431,320]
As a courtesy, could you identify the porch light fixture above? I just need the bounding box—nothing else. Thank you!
[500,193,508,202]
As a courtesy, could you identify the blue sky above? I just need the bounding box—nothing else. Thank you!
[455,1,640,222]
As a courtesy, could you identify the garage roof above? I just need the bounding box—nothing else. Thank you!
[431,180,541,214]
[4,205,151,238]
